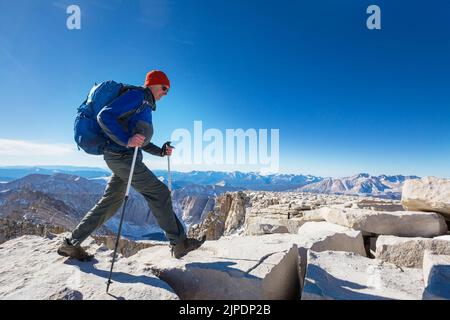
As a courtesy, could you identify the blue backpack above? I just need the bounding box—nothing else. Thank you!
[74,81,142,155]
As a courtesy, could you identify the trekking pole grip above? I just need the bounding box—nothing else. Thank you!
[164,142,173,192]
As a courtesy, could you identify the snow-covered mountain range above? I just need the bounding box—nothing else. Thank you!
[0,166,110,182]
[0,167,420,198]
[150,170,322,191]
[296,173,419,199]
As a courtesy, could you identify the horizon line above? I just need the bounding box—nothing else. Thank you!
[0,164,426,180]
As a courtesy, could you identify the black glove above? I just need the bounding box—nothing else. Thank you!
[160,141,174,156]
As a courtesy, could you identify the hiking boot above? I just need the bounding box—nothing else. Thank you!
[170,235,206,259]
[57,238,94,262]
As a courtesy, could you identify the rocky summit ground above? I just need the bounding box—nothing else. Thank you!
[0,176,449,300]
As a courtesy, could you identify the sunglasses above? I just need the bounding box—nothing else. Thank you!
[161,85,169,92]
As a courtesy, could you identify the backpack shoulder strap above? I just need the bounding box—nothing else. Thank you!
[118,85,155,113]
[119,84,145,95]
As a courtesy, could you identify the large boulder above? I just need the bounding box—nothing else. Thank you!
[223,192,248,235]
[402,177,450,220]
[188,192,248,240]
[301,208,326,222]
[351,199,404,212]
[375,235,450,268]
[296,222,366,285]
[297,221,366,255]
[0,234,178,300]
[243,216,305,235]
[319,207,447,237]
[422,250,450,300]
[244,217,290,235]
[435,235,450,241]
[302,250,424,300]
[136,234,301,300]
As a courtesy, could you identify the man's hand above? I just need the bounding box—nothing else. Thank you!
[161,141,174,156]
[127,134,145,148]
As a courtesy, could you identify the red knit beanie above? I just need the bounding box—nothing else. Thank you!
[144,70,170,87]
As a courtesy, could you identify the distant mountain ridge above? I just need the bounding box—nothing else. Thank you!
[0,166,110,181]
[151,170,321,191]
[297,173,420,199]
[0,166,421,198]
[0,166,321,190]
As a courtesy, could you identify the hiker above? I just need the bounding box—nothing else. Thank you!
[58,70,205,261]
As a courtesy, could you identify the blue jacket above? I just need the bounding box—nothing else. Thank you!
[97,87,163,156]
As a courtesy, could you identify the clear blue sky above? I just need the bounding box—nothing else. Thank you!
[0,0,449,178]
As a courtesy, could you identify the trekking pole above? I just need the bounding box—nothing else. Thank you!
[166,142,173,191]
[106,146,139,293]
[167,156,172,192]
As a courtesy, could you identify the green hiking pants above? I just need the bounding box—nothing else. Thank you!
[69,150,186,246]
